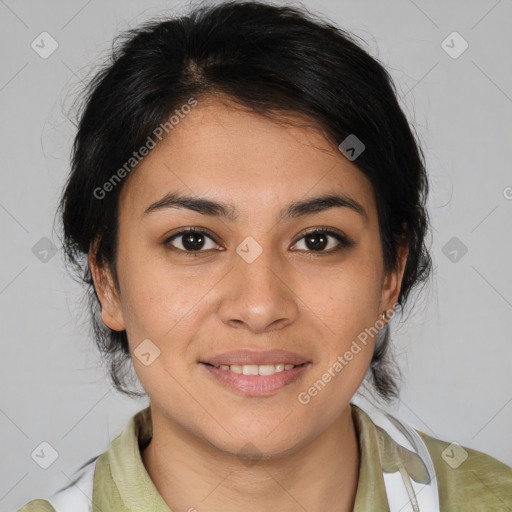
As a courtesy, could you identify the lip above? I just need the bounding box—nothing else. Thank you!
[200,362,311,396]
[200,349,310,366]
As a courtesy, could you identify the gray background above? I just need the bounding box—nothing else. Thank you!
[1,0,511,509]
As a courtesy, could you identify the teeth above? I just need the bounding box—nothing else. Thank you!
[217,363,298,375]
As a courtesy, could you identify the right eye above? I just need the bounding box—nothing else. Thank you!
[163,227,222,256]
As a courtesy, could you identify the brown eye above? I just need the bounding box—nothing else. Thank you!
[164,228,220,254]
[291,228,353,253]
[304,231,329,251]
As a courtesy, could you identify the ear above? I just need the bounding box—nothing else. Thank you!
[379,239,409,318]
[88,240,126,331]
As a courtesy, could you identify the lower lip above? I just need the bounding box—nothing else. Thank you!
[200,363,310,396]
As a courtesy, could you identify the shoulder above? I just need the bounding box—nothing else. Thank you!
[15,409,149,512]
[17,499,56,511]
[417,429,512,510]
[17,454,98,512]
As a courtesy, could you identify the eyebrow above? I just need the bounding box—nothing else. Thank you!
[142,191,368,222]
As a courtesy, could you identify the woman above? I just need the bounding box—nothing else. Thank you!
[19,1,512,511]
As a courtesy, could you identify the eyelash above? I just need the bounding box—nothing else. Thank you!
[162,226,353,257]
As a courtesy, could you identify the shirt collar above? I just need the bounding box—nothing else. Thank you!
[92,404,427,512]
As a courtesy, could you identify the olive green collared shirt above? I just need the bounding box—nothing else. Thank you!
[19,404,512,511]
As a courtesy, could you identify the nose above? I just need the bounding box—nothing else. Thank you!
[217,243,299,334]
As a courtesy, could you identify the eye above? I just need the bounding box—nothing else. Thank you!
[163,226,353,256]
[163,228,221,255]
[291,227,353,253]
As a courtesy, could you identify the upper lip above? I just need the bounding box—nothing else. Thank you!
[201,349,309,366]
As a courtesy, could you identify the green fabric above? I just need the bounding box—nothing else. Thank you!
[18,404,512,511]
[16,499,56,512]
[418,430,512,510]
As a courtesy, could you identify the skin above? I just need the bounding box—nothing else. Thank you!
[89,94,408,512]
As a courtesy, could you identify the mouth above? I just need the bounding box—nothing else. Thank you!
[201,361,308,376]
[200,348,310,367]
[198,348,311,395]
[199,361,311,396]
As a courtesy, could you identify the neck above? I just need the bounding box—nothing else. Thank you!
[141,404,361,512]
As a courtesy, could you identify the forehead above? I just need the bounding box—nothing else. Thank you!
[118,97,376,222]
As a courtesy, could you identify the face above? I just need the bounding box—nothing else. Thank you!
[90,95,406,458]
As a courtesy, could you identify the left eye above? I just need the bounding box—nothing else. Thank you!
[291,229,350,253]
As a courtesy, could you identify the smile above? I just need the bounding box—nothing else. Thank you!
[200,362,310,396]
[206,362,303,375]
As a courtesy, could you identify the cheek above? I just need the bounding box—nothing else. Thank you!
[294,254,383,396]
[118,269,204,392]
[115,244,183,337]
[121,274,200,341]
[116,245,222,359]
[297,272,380,409]
[302,255,383,335]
